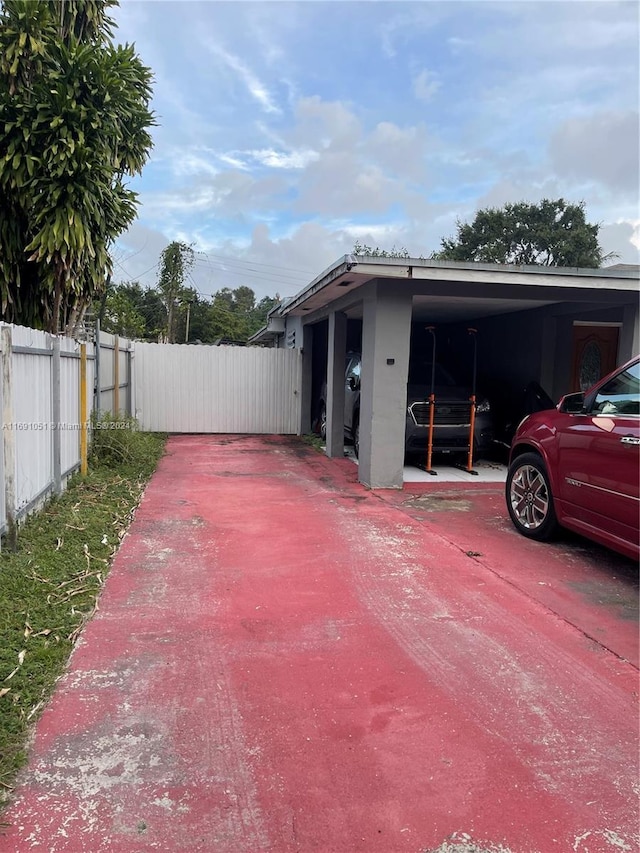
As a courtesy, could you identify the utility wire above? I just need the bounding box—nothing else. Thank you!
[196,250,316,276]
[192,258,307,287]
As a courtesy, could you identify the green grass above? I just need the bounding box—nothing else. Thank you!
[300,432,325,452]
[0,421,165,805]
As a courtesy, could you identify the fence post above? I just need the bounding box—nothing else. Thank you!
[79,343,88,476]
[129,342,136,422]
[51,335,62,495]
[113,334,120,416]
[126,342,132,417]
[94,318,101,414]
[1,327,17,549]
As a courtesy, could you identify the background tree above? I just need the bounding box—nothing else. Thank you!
[98,276,279,345]
[100,280,165,340]
[101,285,145,339]
[0,0,155,333]
[207,287,280,342]
[156,241,194,343]
[174,290,209,343]
[252,295,280,332]
[433,199,611,267]
[353,241,411,259]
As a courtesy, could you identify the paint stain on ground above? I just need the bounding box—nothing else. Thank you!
[424,834,514,853]
[404,495,472,512]
[567,580,639,621]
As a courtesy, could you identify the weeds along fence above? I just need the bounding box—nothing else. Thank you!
[0,324,132,541]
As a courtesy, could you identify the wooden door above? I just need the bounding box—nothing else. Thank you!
[571,325,620,392]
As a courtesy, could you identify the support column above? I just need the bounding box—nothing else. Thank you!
[358,284,412,488]
[326,310,347,458]
[299,323,313,435]
[620,302,639,363]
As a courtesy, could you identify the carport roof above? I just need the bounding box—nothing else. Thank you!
[279,255,639,322]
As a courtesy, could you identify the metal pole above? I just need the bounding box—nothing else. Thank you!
[185,302,191,343]
[79,343,88,476]
[94,317,101,414]
[465,328,479,475]
[425,325,437,475]
[113,334,120,416]
[1,327,17,549]
[51,336,62,495]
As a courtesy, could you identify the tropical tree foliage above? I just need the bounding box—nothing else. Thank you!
[100,280,165,340]
[99,280,279,345]
[433,199,610,267]
[0,0,155,333]
[207,286,279,343]
[353,241,426,259]
[156,241,194,343]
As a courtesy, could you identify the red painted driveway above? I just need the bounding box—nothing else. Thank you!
[1,435,638,853]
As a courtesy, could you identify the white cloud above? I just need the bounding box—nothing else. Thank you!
[448,36,473,54]
[599,220,640,265]
[248,148,320,170]
[218,154,250,171]
[170,150,220,179]
[549,111,640,196]
[413,69,441,103]
[289,96,362,150]
[366,122,429,183]
[203,39,281,115]
[214,146,320,173]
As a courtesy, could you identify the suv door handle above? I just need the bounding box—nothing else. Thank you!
[620,436,640,445]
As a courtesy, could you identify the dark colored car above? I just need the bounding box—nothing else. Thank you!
[318,352,493,459]
[506,356,640,560]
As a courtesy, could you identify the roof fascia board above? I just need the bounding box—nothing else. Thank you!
[281,256,639,316]
[299,280,380,326]
[411,265,640,292]
[281,256,355,315]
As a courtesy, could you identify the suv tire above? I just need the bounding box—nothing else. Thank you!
[506,452,558,541]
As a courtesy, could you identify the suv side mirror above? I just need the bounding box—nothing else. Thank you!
[348,376,359,391]
[558,391,585,414]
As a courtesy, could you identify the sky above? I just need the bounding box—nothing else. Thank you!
[110,0,640,302]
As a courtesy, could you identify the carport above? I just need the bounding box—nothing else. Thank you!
[277,257,639,488]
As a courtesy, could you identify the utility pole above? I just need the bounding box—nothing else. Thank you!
[185,301,192,343]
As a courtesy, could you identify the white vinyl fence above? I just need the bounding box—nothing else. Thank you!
[0,323,132,540]
[95,328,133,417]
[2,325,301,541]
[134,342,302,434]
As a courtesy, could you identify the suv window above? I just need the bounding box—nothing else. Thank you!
[591,361,640,416]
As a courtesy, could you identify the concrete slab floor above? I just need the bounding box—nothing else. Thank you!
[1,435,637,853]
[341,447,508,483]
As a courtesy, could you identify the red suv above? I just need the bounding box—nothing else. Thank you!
[506,356,640,560]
